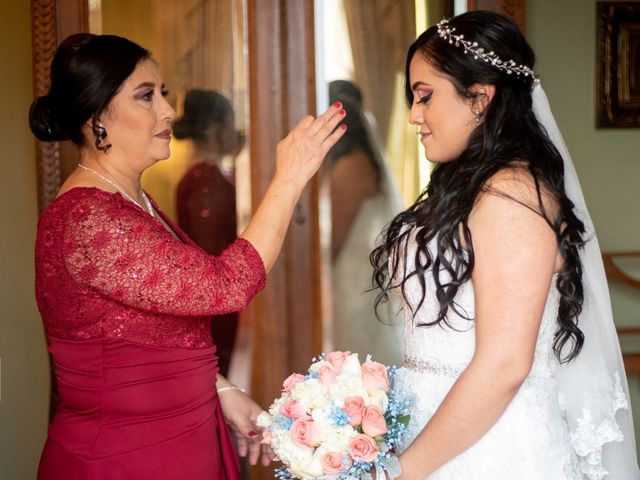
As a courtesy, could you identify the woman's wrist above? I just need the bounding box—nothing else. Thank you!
[270,171,305,199]
[217,385,247,395]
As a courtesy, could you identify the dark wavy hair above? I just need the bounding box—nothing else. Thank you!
[29,33,150,146]
[370,10,586,362]
[173,89,235,144]
[327,81,380,183]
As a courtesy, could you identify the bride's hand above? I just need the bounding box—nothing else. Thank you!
[274,102,346,190]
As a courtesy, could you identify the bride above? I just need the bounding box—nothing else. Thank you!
[370,10,639,479]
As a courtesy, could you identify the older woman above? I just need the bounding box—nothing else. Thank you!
[29,33,345,480]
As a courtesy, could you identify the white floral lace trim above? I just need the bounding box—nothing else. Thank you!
[566,372,628,480]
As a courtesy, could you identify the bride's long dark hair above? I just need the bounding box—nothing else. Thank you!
[371,11,586,362]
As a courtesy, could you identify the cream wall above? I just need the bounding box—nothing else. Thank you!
[527,0,640,253]
[527,0,640,451]
[0,0,50,478]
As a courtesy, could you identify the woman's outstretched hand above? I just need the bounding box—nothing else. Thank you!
[240,103,346,273]
[218,388,273,466]
[274,102,346,190]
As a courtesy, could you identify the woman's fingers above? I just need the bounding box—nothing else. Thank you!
[236,434,248,457]
[247,435,262,465]
[321,122,347,154]
[272,103,346,188]
[306,101,344,136]
[261,444,273,466]
[235,429,267,466]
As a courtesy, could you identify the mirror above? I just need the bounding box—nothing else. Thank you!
[89,0,252,385]
[315,0,459,365]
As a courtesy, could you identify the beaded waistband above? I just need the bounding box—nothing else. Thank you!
[403,355,464,377]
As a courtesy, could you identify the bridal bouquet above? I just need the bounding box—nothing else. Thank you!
[256,351,413,480]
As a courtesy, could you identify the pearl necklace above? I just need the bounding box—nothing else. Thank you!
[78,164,155,218]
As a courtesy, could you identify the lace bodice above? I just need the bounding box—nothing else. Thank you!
[396,233,586,479]
[35,187,266,349]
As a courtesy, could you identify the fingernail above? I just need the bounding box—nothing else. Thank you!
[340,124,347,130]
[248,431,257,437]
[333,101,342,109]
[339,109,346,116]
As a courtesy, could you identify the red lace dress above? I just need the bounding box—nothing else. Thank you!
[35,187,266,480]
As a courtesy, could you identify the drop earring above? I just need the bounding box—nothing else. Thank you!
[93,122,112,153]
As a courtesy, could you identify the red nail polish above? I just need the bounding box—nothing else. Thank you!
[339,109,346,115]
[333,101,342,109]
[340,124,347,130]
[248,431,257,437]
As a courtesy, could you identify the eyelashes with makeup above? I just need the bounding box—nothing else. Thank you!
[139,88,170,102]
[416,92,433,104]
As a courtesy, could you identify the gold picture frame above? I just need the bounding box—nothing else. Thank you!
[596,2,640,128]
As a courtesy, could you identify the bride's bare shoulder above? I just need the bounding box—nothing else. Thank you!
[475,164,560,221]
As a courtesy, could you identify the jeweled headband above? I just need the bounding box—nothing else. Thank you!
[436,18,536,78]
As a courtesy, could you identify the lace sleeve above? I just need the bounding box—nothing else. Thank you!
[62,190,265,316]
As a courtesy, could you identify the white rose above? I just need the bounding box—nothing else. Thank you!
[271,429,313,468]
[309,406,355,452]
[339,353,362,377]
[330,375,367,405]
[290,446,328,479]
[293,378,329,409]
[256,411,272,429]
[367,390,389,412]
[310,404,332,428]
[320,424,357,452]
[308,359,331,373]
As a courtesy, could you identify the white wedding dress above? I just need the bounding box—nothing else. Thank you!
[395,234,631,479]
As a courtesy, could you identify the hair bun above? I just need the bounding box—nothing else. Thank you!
[171,118,193,140]
[29,95,68,142]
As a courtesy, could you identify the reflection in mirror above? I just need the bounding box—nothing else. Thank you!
[316,0,456,364]
[89,0,251,382]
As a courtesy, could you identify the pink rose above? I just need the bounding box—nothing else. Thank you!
[361,361,389,393]
[282,373,305,393]
[318,364,338,386]
[326,351,352,371]
[321,451,349,474]
[280,399,307,419]
[343,396,365,426]
[291,415,322,448]
[362,405,388,437]
[349,434,379,463]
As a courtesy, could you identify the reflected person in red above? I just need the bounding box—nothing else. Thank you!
[174,90,243,376]
[29,33,345,480]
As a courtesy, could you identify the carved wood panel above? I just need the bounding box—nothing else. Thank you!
[31,0,60,213]
[467,0,526,33]
[31,0,88,212]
